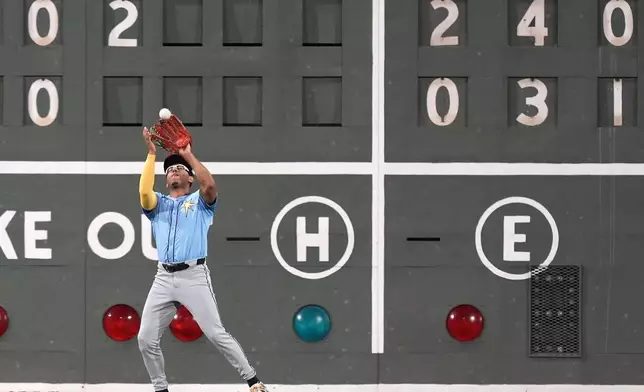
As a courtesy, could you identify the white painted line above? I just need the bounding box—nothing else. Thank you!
[384,162,644,176]
[0,161,374,175]
[1,384,644,392]
[4,161,644,176]
[371,0,386,355]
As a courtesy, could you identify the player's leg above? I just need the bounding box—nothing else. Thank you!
[138,267,178,392]
[176,264,267,391]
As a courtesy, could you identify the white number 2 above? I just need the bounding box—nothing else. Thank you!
[426,78,459,126]
[28,79,59,127]
[517,0,548,46]
[516,78,548,126]
[28,0,59,46]
[108,0,138,47]
[430,0,459,46]
[603,0,634,47]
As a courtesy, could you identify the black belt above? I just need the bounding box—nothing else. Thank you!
[162,257,205,273]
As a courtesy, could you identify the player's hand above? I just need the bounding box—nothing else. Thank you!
[178,142,192,157]
[143,127,156,154]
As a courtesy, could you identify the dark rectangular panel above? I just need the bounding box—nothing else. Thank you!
[223,0,262,46]
[163,76,203,126]
[223,76,262,126]
[303,76,342,126]
[163,0,203,46]
[84,174,373,384]
[303,0,342,46]
[103,76,143,125]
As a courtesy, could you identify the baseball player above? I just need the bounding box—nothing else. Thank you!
[137,127,268,392]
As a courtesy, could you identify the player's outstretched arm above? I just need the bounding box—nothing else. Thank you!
[140,127,158,210]
[179,144,217,205]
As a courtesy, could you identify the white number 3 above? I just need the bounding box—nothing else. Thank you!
[108,0,139,47]
[516,78,548,126]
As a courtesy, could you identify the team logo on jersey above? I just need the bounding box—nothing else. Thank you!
[181,200,196,216]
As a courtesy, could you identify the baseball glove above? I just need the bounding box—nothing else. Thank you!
[148,114,192,154]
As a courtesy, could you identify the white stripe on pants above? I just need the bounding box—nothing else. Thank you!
[137,262,256,391]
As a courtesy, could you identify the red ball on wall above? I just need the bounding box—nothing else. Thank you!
[103,304,140,341]
[446,304,484,342]
[170,305,203,342]
[0,306,8,338]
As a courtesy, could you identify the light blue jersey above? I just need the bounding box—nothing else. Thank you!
[142,190,217,264]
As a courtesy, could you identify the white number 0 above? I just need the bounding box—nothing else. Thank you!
[603,0,634,46]
[426,78,459,126]
[28,79,59,127]
[28,0,59,46]
[517,0,548,46]
[517,79,548,126]
[430,0,459,46]
[108,0,138,47]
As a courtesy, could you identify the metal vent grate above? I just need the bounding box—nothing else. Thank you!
[529,265,582,357]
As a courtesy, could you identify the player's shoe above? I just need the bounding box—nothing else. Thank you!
[250,382,268,392]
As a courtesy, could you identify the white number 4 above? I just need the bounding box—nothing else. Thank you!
[517,0,548,46]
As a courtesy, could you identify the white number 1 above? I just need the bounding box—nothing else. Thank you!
[517,0,548,46]
[612,79,623,126]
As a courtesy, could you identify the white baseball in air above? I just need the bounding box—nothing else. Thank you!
[159,108,172,120]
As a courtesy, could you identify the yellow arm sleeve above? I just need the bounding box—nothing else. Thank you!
[139,154,157,210]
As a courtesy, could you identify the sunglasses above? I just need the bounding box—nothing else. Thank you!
[165,164,189,174]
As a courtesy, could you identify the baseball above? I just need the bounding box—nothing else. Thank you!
[159,108,172,120]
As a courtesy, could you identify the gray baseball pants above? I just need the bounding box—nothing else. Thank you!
[137,261,256,391]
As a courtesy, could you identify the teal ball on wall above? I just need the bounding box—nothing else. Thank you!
[292,304,331,342]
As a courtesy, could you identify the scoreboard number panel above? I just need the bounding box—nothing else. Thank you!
[386,0,642,162]
[421,0,637,48]
[26,78,60,127]
[422,77,466,127]
[512,0,555,46]
[510,77,555,127]
[602,0,636,47]
[107,0,139,47]
[421,0,467,47]
[27,0,60,46]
